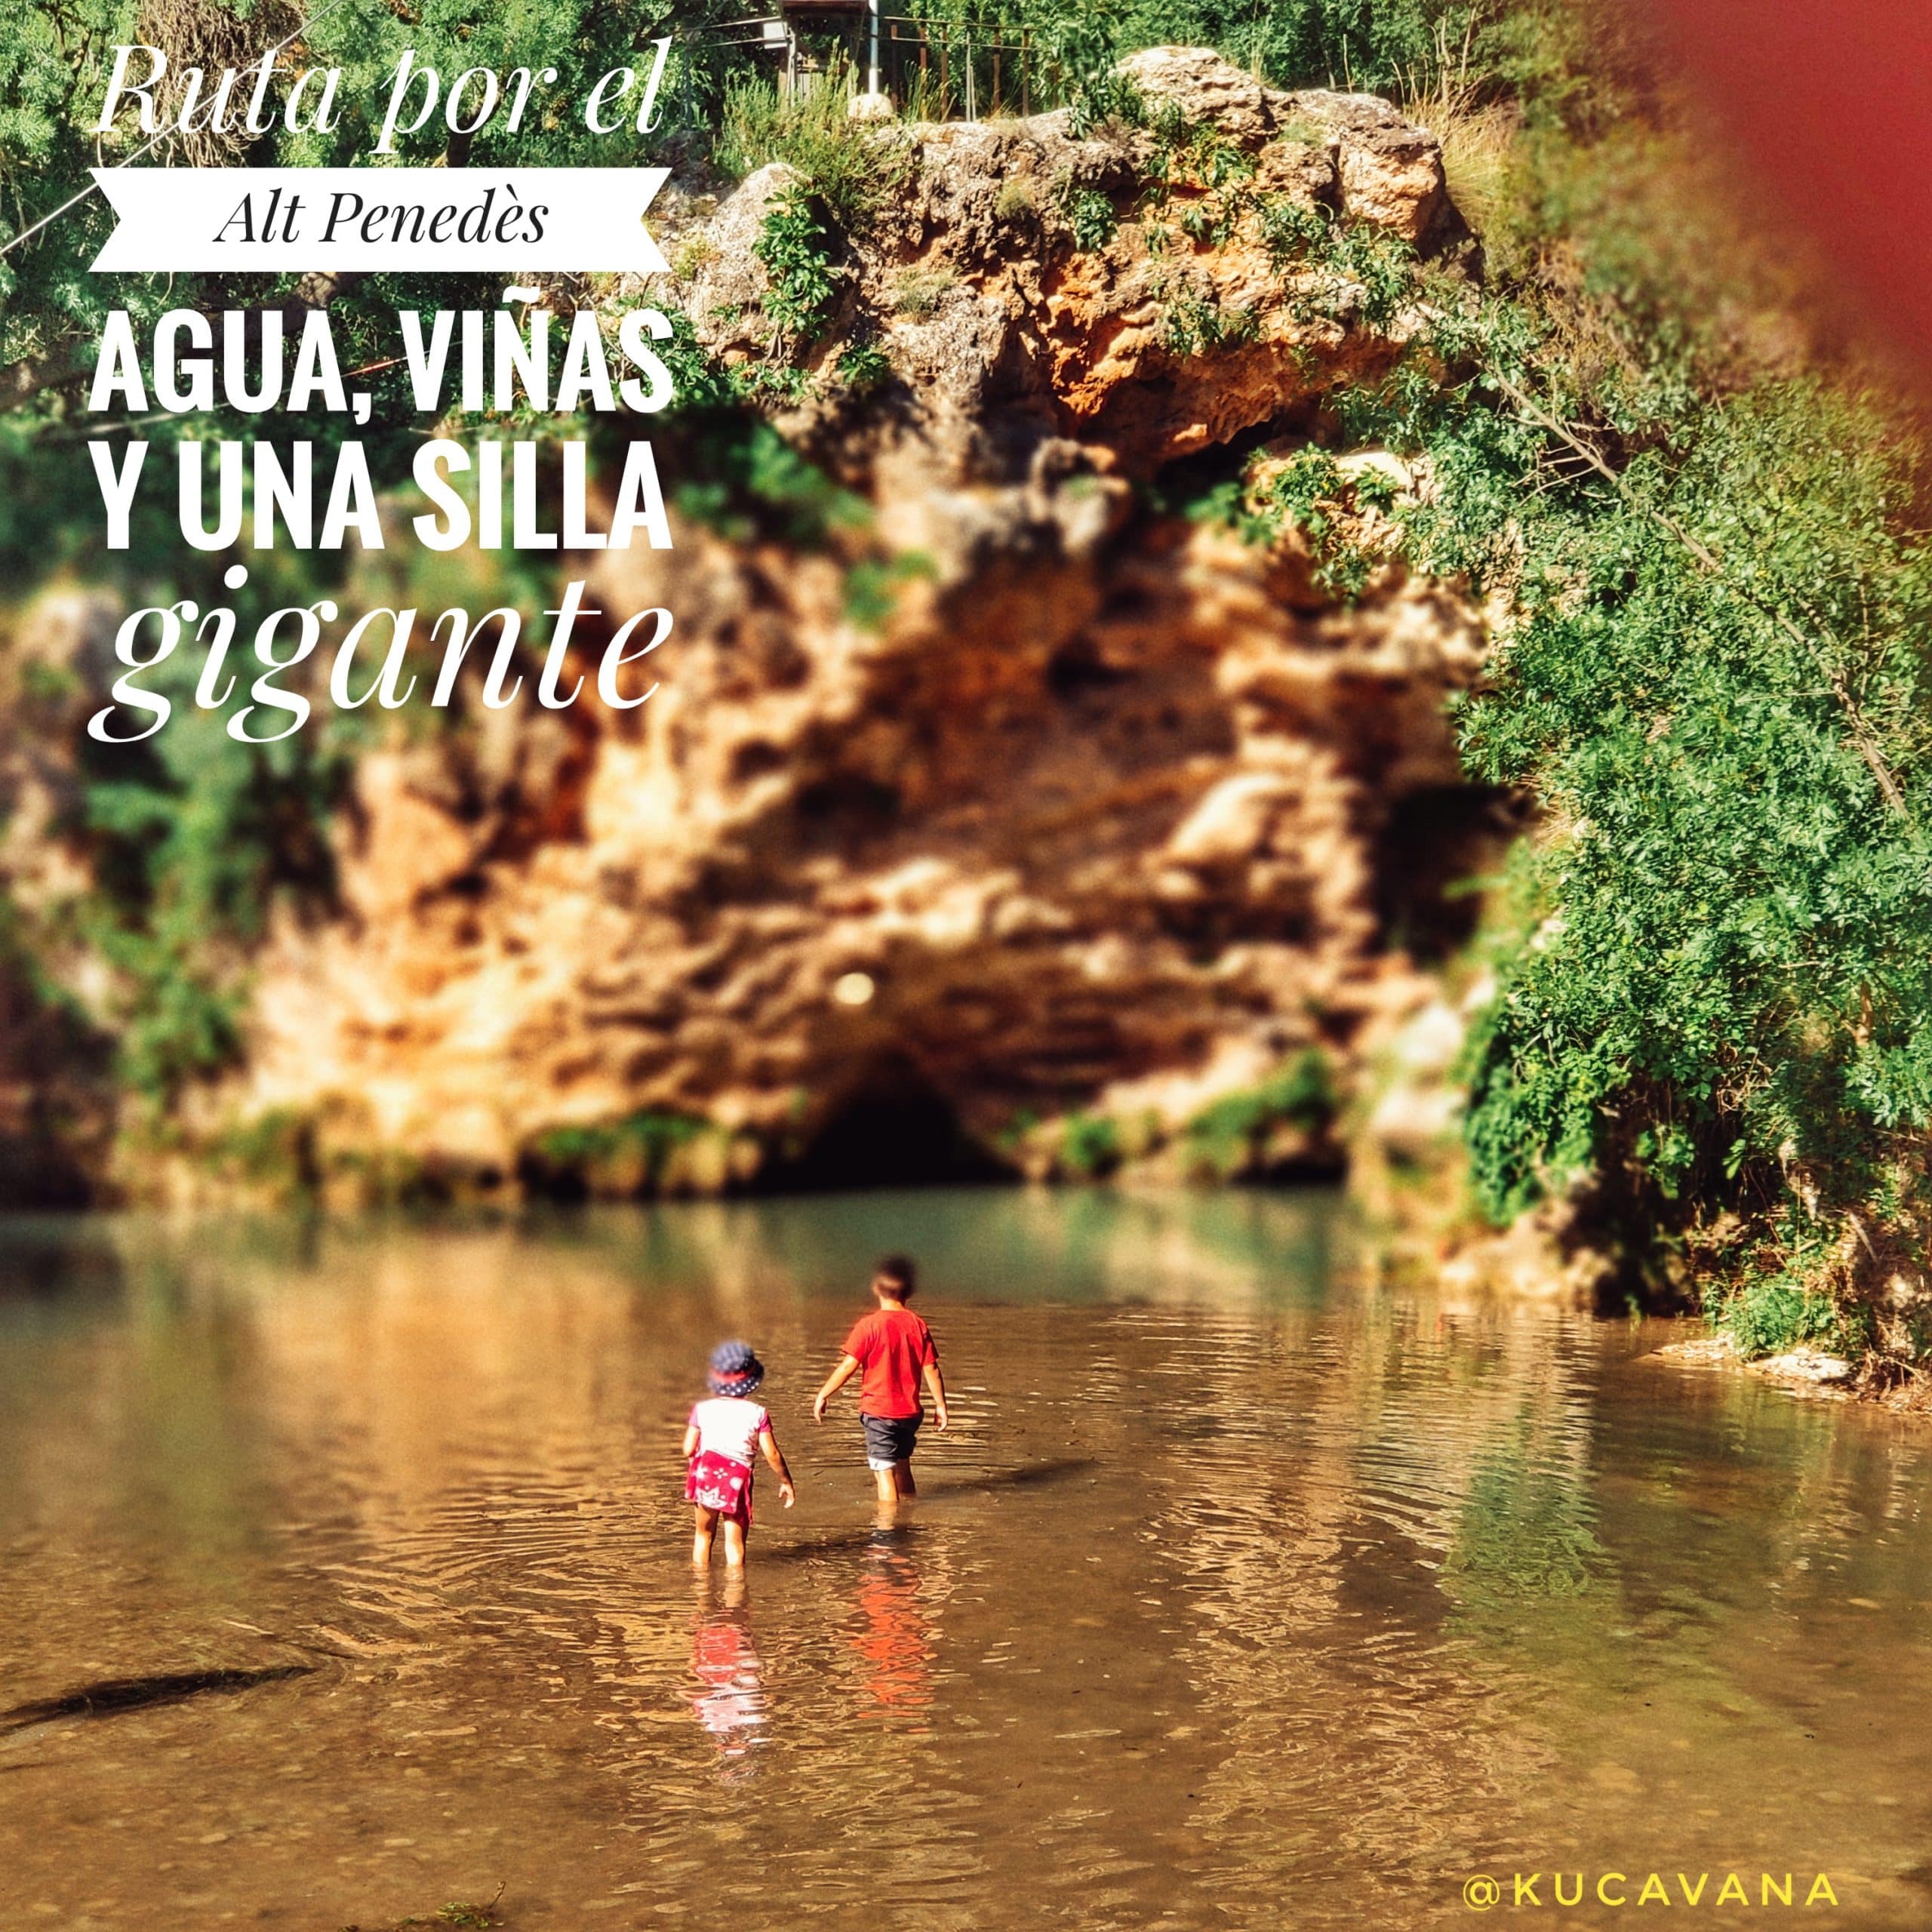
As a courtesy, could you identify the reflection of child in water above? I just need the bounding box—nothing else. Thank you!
[683,1342,795,1567]
[690,1575,768,1766]
[852,1545,934,1719]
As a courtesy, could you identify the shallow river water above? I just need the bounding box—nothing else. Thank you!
[4,1191,1932,1930]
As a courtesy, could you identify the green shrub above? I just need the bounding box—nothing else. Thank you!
[528,1111,706,1195]
[1324,223,1418,327]
[1063,187,1118,251]
[1185,1051,1336,1178]
[717,66,902,234]
[1718,1281,1856,1361]
[755,186,839,343]
[889,262,955,317]
[1259,195,1331,268]
[674,415,871,549]
[994,179,1037,223]
[1112,0,1485,96]
[207,1109,320,1192]
[1157,277,1259,356]
[1250,447,1392,601]
[835,339,892,394]
[1038,15,1140,137]
[1060,1113,1124,1179]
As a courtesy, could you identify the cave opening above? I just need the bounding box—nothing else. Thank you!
[775,1057,1013,1192]
[1373,786,1528,961]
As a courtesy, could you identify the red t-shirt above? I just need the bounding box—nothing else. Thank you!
[842,1306,939,1420]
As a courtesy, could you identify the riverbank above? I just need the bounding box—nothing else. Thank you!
[1647,1331,1932,1418]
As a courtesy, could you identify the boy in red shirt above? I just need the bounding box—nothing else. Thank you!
[812,1254,949,1502]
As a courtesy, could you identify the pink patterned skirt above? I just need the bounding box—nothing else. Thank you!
[686,1450,755,1527]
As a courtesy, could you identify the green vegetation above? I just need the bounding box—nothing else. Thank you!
[1306,223,1417,328]
[524,1111,709,1197]
[1063,187,1119,253]
[1112,0,1487,94]
[842,550,937,629]
[1718,1281,1866,1362]
[1185,1051,1337,1180]
[1258,195,1331,268]
[62,674,349,1108]
[1435,374,1932,1344]
[717,65,903,235]
[433,1906,505,1932]
[993,179,1037,225]
[753,186,840,344]
[1154,271,1257,357]
[340,1888,506,1932]
[1142,101,1258,247]
[1060,1112,1124,1179]
[1192,446,1403,603]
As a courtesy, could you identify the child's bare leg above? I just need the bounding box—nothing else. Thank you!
[721,1519,748,1567]
[692,1506,718,1566]
[872,1466,900,1504]
[893,1457,917,1499]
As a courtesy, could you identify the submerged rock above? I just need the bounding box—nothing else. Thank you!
[1648,1334,1856,1398]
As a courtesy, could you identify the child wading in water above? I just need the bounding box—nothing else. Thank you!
[813,1255,949,1502]
[685,1342,795,1566]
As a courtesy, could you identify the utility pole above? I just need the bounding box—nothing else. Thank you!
[867,0,880,96]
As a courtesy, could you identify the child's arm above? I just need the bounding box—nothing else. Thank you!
[681,1421,700,1458]
[922,1360,949,1431]
[812,1355,860,1422]
[758,1425,797,1508]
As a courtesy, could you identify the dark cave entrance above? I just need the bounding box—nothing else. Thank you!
[1373,786,1529,961]
[774,1057,1014,1191]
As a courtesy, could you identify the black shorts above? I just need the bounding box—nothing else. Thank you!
[861,1412,921,1469]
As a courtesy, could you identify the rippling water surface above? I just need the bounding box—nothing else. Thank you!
[5,1192,1932,1930]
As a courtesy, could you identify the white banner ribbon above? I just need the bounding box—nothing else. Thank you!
[90,167,671,274]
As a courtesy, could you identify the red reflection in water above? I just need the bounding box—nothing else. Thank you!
[690,1583,768,1769]
[851,1544,934,1719]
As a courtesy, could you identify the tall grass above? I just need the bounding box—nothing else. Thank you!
[716,61,906,234]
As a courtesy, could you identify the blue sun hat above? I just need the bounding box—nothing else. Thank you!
[708,1340,764,1397]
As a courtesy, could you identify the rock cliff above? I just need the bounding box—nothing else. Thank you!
[1,50,1499,1204]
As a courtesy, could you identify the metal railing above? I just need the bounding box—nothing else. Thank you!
[678,11,1064,123]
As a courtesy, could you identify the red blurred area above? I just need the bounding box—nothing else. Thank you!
[1650,0,1932,368]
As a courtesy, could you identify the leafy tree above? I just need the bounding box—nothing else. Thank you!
[1318,116,1932,1358]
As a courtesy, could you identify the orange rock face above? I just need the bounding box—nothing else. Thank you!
[9,52,1501,1202]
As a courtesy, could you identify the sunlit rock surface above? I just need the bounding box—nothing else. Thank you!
[3,53,1500,1203]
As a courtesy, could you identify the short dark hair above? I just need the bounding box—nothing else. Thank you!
[874,1254,917,1297]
